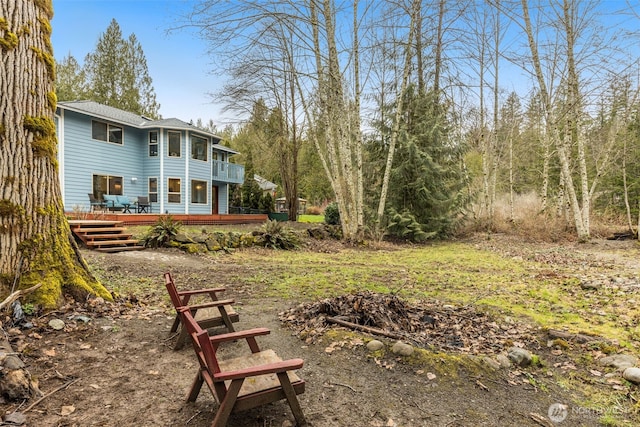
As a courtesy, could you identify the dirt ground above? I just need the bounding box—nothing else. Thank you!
[4,234,640,427]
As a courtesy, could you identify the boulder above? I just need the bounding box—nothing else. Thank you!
[366,340,384,352]
[391,341,414,357]
[599,354,638,370]
[623,367,640,384]
[507,347,532,367]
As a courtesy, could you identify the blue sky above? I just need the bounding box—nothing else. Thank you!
[51,1,639,126]
[51,0,223,123]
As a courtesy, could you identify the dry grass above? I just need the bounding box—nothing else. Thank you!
[461,192,627,242]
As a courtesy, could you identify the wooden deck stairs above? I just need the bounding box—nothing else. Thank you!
[69,220,145,253]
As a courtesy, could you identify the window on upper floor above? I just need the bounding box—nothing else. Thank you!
[168,131,181,157]
[191,135,208,161]
[92,121,123,145]
[149,131,158,156]
[191,180,207,204]
[168,178,181,203]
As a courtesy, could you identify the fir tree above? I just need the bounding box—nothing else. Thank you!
[370,86,469,240]
[55,53,86,101]
[83,19,160,118]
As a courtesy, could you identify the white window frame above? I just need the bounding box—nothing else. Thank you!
[167,177,181,203]
[149,131,158,157]
[191,179,208,204]
[191,135,208,162]
[92,174,124,196]
[168,131,181,157]
[92,120,123,145]
[148,177,158,203]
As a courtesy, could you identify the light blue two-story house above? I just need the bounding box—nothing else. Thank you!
[55,101,244,215]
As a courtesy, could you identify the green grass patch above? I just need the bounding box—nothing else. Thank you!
[298,214,324,223]
[224,242,640,350]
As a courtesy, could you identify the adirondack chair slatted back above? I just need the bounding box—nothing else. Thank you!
[177,308,307,426]
[181,309,223,374]
[165,272,224,307]
[164,271,240,350]
[164,272,184,309]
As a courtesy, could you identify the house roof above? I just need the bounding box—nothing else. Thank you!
[57,100,225,142]
[255,174,277,191]
[215,144,239,155]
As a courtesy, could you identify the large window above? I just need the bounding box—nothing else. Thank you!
[191,135,208,161]
[168,178,181,203]
[92,121,123,144]
[149,131,158,156]
[148,177,158,203]
[168,131,181,157]
[191,180,207,204]
[92,174,123,197]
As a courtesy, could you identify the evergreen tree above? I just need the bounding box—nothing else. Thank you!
[83,19,160,118]
[372,86,469,239]
[241,151,262,210]
[55,53,86,101]
[126,33,160,118]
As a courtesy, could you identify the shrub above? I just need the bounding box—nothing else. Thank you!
[324,202,340,225]
[143,215,182,248]
[259,219,300,250]
[259,192,274,212]
[386,209,431,242]
[306,205,323,215]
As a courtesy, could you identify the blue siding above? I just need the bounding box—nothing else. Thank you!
[60,110,145,211]
[162,129,186,214]
[141,129,161,205]
[188,136,212,214]
[218,183,229,214]
[57,106,239,215]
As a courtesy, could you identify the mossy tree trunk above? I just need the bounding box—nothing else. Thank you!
[0,0,111,307]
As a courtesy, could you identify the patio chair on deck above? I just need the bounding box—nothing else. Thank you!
[88,193,106,211]
[136,196,152,213]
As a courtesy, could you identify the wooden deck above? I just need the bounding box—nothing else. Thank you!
[66,213,268,227]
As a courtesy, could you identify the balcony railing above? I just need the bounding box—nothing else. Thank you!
[212,160,244,184]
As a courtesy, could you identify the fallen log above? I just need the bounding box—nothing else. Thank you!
[326,316,404,340]
[0,283,42,311]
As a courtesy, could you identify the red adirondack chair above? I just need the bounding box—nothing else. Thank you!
[179,308,307,426]
[164,271,239,350]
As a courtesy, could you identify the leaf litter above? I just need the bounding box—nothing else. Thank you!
[280,290,540,354]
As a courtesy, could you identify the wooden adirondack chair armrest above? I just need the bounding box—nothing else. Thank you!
[177,287,226,296]
[213,358,305,382]
[179,299,235,311]
[208,327,271,344]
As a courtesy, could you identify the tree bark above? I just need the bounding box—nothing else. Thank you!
[376,0,419,228]
[0,0,111,306]
[520,0,588,240]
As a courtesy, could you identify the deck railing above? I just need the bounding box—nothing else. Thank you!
[212,160,244,184]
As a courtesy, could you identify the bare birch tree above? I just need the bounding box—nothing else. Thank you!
[184,0,374,239]
[375,0,420,229]
[515,0,609,240]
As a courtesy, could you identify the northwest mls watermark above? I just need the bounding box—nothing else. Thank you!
[548,402,628,423]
